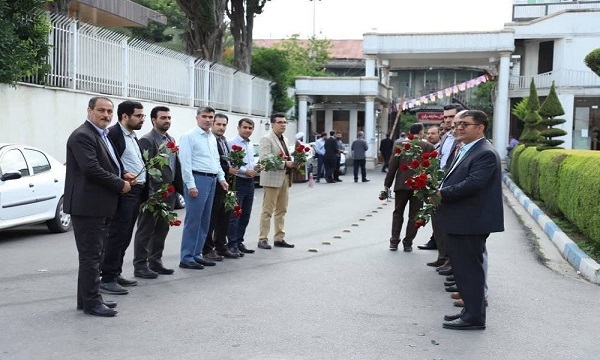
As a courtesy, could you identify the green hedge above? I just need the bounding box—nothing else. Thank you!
[512,148,600,244]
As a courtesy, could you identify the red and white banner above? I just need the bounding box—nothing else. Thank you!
[417,112,444,124]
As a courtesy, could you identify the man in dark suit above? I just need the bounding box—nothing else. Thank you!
[324,131,339,183]
[65,96,134,317]
[379,133,394,173]
[384,123,434,252]
[203,113,241,261]
[436,110,504,330]
[100,101,148,293]
[132,106,184,277]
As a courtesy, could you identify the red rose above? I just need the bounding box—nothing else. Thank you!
[400,163,410,171]
[414,219,425,228]
[410,160,420,169]
[404,143,411,151]
[405,178,414,186]
[421,159,430,167]
[278,151,284,158]
[296,146,303,152]
[394,147,402,154]
[234,204,241,211]
[304,147,310,152]
[422,153,430,160]
[166,141,176,149]
[407,134,415,140]
[174,219,182,226]
[378,196,384,201]
[171,146,179,152]
[234,210,242,217]
[161,192,169,198]
[418,173,428,180]
[430,150,438,157]
[167,185,175,193]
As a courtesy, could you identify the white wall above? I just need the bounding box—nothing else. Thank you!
[0,84,295,163]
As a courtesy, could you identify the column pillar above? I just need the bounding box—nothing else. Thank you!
[365,58,376,77]
[349,109,358,145]
[493,52,511,158]
[297,95,309,137]
[380,103,389,137]
[325,109,333,133]
[365,96,376,166]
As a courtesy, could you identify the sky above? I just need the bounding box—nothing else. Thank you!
[253,0,515,40]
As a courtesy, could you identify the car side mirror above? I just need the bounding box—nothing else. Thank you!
[1,172,22,181]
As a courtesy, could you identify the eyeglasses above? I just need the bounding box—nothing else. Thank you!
[443,115,455,119]
[454,121,481,128]
[132,114,146,119]
[273,121,287,125]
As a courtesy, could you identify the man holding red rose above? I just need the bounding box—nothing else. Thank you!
[384,123,435,252]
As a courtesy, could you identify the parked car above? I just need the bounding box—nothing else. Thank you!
[0,143,71,233]
[174,192,185,209]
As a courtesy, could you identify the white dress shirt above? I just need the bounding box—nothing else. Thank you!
[179,126,225,189]
[228,135,256,179]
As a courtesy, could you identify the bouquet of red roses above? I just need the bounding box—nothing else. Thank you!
[393,134,444,228]
[291,144,310,174]
[224,190,242,217]
[259,151,286,172]
[142,183,181,226]
[227,144,247,169]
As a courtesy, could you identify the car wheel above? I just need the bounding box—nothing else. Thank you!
[339,166,347,175]
[174,193,186,209]
[46,197,72,233]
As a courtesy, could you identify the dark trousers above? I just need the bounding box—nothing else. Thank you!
[382,154,391,172]
[72,215,109,310]
[391,189,422,245]
[316,154,325,180]
[324,156,337,181]
[447,233,488,325]
[334,155,341,180]
[133,192,175,270]
[227,177,255,250]
[353,159,367,181]
[204,183,230,254]
[432,213,448,261]
[101,184,143,282]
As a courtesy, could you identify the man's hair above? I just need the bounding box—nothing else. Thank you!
[459,110,488,131]
[151,106,170,120]
[357,131,364,138]
[270,112,286,123]
[88,96,113,109]
[117,101,143,121]
[443,104,465,113]
[238,118,254,127]
[320,132,327,138]
[386,133,390,138]
[214,113,228,123]
[329,131,335,136]
[409,123,424,135]
[196,106,215,115]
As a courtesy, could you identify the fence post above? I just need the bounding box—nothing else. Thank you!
[121,39,129,97]
[69,19,78,90]
[265,83,271,117]
[203,62,211,107]
[229,72,234,112]
[247,78,253,115]
[188,59,195,107]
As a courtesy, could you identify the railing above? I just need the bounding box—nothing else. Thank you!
[508,68,600,90]
[512,1,600,21]
[23,13,272,117]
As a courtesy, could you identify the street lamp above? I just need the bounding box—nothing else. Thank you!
[309,0,321,37]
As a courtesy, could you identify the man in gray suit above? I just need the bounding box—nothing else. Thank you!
[132,106,183,278]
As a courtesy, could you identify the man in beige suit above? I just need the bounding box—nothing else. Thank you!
[257,113,296,250]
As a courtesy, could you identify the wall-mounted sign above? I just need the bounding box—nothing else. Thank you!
[417,112,444,123]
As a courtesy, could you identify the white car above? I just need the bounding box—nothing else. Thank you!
[0,143,71,233]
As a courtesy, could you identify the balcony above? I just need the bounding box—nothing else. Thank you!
[295,77,392,102]
[512,1,600,21]
[509,69,600,90]
[69,0,167,27]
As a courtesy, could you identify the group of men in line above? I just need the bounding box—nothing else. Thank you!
[313,131,345,183]
[65,97,296,317]
[383,104,504,330]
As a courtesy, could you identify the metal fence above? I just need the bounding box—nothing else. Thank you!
[509,69,600,90]
[23,13,272,117]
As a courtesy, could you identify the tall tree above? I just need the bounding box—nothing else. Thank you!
[537,81,567,151]
[176,0,227,62]
[276,35,331,84]
[226,0,269,72]
[251,47,293,112]
[130,0,186,44]
[0,0,51,85]
[46,0,71,15]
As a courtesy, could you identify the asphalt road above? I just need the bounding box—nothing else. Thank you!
[1,170,599,360]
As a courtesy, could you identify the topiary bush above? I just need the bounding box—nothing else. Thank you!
[519,79,542,147]
[510,144,526,184]
[536,150,568,214]
[584,48,600,77]
[537,81,567,151]
[517,146,540,196]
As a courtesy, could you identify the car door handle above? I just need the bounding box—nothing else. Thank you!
[54,179,59,183]
[29,183,34,188]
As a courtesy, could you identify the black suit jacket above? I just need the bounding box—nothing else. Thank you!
[64,121,125,218]
[324,137,338,159]
[437,138,504,235]
[107,123,149,201]
[138,129,184,195]
[216,135,231,176]
[379,138,394,157]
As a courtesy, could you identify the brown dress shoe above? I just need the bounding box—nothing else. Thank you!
[426,259,446,267]
[454,299,488,307]
[451,292,461,300]
[389,239,400,251]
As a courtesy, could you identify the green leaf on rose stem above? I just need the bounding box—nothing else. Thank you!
[148,168,162,178]
[142,149,150,161]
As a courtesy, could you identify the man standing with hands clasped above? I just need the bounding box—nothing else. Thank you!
[436,110,503,330]
[65,97,136,317]
[257,112,296,250]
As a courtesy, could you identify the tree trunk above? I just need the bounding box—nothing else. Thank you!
[227,0,267,72]
[176,0,226,62]
[48,0,71,15]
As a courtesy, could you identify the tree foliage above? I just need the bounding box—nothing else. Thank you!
[275,35,331,84]
[511,97,529,120]
[46,0,70,14]
[469,80,495,119]
[0,0,51,85]
[584,48,600,77]
[226,0,269,72]
[129,0,186,46]
[537,81,567,151]
[251,47,293,112]
[519,79,542,147]
[175,0,227,62]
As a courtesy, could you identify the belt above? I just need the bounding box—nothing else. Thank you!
[236,176,253,181]
[192,171,217,178]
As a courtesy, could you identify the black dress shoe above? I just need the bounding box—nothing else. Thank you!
[403,245,413,252]
[445,285,458,292]
[100,282,129,295]
[443,313,462,321]
[274,240,295,248]
[438,269,453,276]
[417,244,438,250]
[362,179,370,182]
[237,243,255,254]
[446,275,455,281]
[134,268,159,279]
[217,249,240,259]
[84,304,118,317]
[444,281,456,287]
[334,179,343,182]
[326,179,335,183]
[442,318,485,330]
[195,258,216,266]
[149,264,175,275]
[77,300,117,310]
[179,262,204,270]
[117,276,138,287]
[204,251,224,262]
[258,240,272,249]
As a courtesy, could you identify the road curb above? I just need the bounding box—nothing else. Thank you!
[502,173,600,284]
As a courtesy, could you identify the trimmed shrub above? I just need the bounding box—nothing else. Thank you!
[519,79,542,147]
[517,147,540,196]
[557,151,600,244]
[537,81,567,151]
[584,48,600,77]
[536,150,568,214]
[510,144,527,184]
